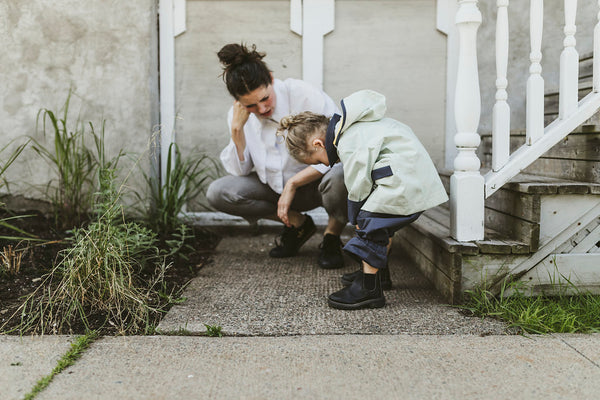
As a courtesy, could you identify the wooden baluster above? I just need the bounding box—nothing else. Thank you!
[526,0,544,145]
[559,0,579,118]
[492,0,510,171]
[594,0,600,92]
[450,0,484,241]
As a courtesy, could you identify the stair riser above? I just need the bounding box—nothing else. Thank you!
[480,132,600,183]
[394,227,462,304]
[485,207,540,251]
[544,85,591,115]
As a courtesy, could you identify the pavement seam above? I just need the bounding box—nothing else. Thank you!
[22,332,98,399]
[557,336,600,369]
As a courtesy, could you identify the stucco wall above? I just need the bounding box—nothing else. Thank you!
[0,0,158,198]
[175,0,447,170]
[477,1,597,133]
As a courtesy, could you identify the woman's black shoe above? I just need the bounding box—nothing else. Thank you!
[269,215,316,258]
[317,234,345,269]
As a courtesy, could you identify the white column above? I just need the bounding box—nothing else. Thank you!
[559,0,579,119]
[450,0,484,241]
[159,0,175,185]
[290,0,335,89]
[595,0,600,92]
[526,0,544,145]
[492,0,510,171]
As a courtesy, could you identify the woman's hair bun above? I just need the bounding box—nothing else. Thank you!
[218,43,265,71]
[217,43,271,98]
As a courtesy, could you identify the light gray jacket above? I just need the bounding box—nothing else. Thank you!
[325,90,448,222]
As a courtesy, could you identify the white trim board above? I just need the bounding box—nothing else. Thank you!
[181,208,330,227]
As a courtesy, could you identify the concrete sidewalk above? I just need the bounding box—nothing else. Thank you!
[2,228,600,399]
[3,334,600,399]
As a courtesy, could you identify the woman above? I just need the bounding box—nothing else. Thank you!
[206,43,348,269]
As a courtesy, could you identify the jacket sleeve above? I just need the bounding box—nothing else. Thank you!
[339,138,383,224]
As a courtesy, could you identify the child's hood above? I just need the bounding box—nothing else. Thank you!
[325,89,387,166]
[338,90,387,133]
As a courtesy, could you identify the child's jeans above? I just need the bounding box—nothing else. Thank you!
[343,210,421,269]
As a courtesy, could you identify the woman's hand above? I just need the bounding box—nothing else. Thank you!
[231,100,249,160]
[231,100,250,132]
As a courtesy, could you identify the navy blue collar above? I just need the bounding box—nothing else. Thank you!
[325,113,341,166]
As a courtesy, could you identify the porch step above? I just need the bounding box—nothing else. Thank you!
[396,173,600,304]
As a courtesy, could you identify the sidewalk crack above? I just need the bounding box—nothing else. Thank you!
[558,337,600,369]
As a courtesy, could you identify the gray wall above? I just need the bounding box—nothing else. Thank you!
[175,0,447,171]
[0,0,158,198]
[477,1,597,133]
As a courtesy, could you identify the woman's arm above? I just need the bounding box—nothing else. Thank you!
[231,100,250,161]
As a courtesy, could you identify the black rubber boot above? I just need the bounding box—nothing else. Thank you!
[317,234,345,269]
[269,215,316,258]
[328,271,386,310]
[341,267,392,290]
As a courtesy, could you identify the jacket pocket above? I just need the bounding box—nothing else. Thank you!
[371,165,393,181]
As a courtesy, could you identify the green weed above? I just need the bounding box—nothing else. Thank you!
[23,331,98,400]
[31,92,106,230]
[0,140,40,241]
[204,324,223,337]
[5,167,171,335]
[137,142,219,235]
[462,279,600,334]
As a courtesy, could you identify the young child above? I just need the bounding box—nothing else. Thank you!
[278,90,448,310]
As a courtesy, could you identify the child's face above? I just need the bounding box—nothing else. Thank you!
[301,131,330,166]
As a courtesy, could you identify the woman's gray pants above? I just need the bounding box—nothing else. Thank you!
[206,163,348,225]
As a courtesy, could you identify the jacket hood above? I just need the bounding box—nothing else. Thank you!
[325,90,387,166]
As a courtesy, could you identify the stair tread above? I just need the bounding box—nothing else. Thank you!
[441,168,599,195]
[503,173,600,194]
[481,128,600,136]
[414,207,531,255]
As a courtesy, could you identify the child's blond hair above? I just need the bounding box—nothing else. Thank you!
[277,112,329,162]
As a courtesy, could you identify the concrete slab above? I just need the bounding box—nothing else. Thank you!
[37,335,600,400]
[158,232,510,336]
[0,335,74,400]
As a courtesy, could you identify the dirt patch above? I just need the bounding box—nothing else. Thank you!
[0,210,220,335]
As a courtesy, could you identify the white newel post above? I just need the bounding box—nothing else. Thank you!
[559,0,579,119]
[594,0,600,92]
[492,0,510,171]
[526,0,544,145]
[450,0,485,241]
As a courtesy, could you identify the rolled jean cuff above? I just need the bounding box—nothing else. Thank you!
[343,236,388,269]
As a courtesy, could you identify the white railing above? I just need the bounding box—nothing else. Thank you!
[451,0,600,241]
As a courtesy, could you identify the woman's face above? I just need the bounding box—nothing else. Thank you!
[237,84,276,119]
